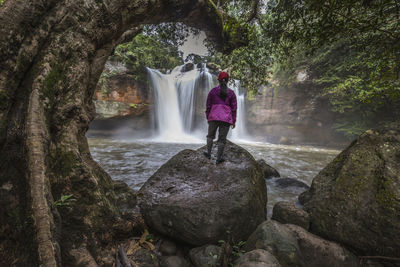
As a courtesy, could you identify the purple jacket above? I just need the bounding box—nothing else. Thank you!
[205,85,237,125]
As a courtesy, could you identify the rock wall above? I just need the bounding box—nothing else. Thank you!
[246,81,349,147]
[95,73,150,118]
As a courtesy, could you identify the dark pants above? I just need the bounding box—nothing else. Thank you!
[206,121,231,160]
[207,121,231,143]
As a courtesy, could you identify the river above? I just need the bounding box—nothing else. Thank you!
[88,137,339,216]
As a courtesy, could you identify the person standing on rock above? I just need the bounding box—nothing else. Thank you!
[204,71,237,164]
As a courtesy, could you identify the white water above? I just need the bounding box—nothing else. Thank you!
[147,64,250,143]
[231,79,250,141]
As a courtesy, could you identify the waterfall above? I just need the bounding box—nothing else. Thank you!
[230,80,249,141]
[147,64,249,143]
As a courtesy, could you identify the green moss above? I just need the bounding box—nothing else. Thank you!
[49,148,80,177]
[42,63,65,102]
[375,177,397,209]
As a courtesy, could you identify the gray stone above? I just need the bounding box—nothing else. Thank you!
[159,239,177,256]
[302,126,400,257]
[189,244,221,267]
[130,248,158,267]
[257,159,280,179]
[244,220,302,267]
[274,178,309,190]
[181,62,195,72]
[138,141,267,246]
[160,256,190,267]
[286,224,360,267]
[272,202,310,230]
[234,249,281,267]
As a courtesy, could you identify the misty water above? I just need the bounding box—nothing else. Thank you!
[88,137,339,216]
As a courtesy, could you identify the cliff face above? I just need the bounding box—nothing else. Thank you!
[94,73,150,118]
[247,82,348,148]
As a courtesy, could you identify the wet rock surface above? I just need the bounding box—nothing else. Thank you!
[272,202,310,230]
[138,141,267,246]
[257,159,280,178]
[274,178,309,190]
[301,125,400,257]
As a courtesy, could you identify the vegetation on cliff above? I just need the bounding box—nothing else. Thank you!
[110,31,183,80]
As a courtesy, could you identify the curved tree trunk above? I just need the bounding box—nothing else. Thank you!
[0,0,247,266]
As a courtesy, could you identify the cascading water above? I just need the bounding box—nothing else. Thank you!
[231,79,249,141]
[147,64,249,142]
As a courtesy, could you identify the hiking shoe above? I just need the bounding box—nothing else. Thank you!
[216,158,225,164]
[203,152,211,159]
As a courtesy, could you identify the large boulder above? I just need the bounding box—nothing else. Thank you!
[245,220,359,267]
[138,141,267,246]
[257,159,280,179]
[286,224,359,267]
[301,125,400,257]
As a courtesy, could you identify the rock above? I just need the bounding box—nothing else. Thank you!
[138,141,267,246]
[181,63,195,72]
[272,202,310,230]
[160,256,190,267]
[130,248,158,267]
[244,220,302,266]
[244,220,360,267]
[159,239,177,256]
[286,224,360,267]
[274,178,309,190]
[189,244,221,267]
[234,249,281,267]
[302,126,400,257]
[246,86,349,147]
[257,159,280,179]
[298,190,312,205]
[206,62,222,73]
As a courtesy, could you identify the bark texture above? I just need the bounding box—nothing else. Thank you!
[0,0,246,265]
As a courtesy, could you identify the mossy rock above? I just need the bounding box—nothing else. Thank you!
[302,125,400,257]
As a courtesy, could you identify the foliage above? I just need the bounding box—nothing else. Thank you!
[109,32,183,81]
[259,0,400,137]
[205,0,400,137]
[217,239,246,266]
[205,26,272,91]
[54,194,76,207]
[98,69,120,97]
[143,23,198,47]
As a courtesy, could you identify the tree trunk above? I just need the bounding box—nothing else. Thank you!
[0,0,247,265]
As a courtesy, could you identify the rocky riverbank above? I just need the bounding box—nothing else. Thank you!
[108,126,399,266]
